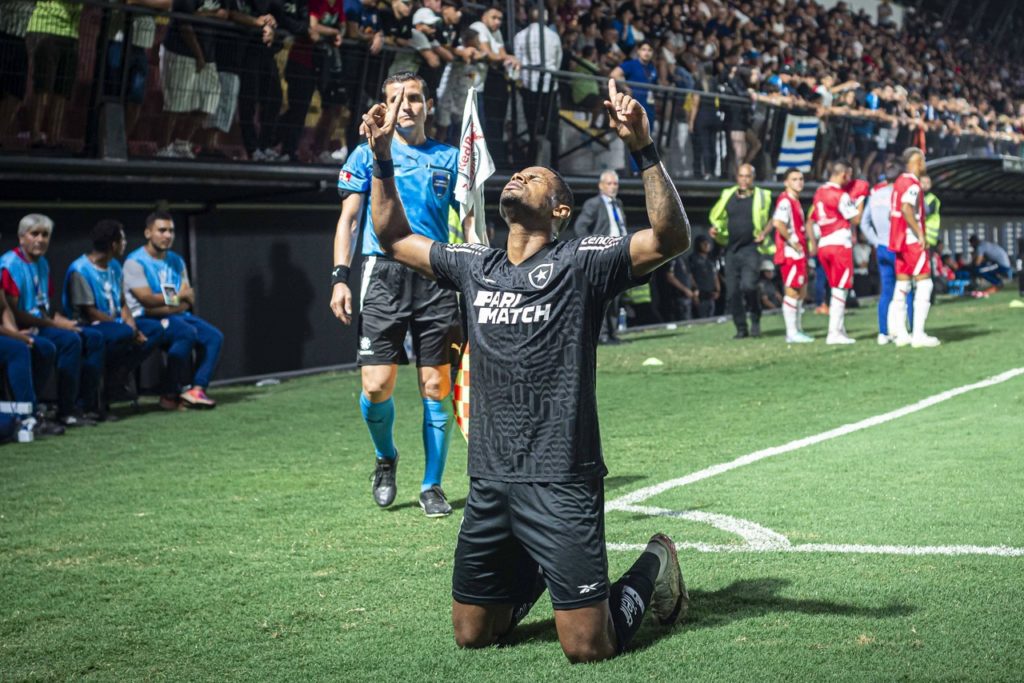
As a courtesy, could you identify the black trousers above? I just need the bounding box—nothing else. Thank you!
[692,118,718,177]
[725,246,761,332]
[238,45,282,154]
[520,87,559,167]
[482,70,509,168]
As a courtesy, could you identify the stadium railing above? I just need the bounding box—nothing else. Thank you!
[1,0,1021,178]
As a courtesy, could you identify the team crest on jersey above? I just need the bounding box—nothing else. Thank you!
[339,170,352,183]
[432,170,451,198]
[528,263,553,289]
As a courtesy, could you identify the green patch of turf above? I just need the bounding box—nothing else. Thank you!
[1,292,1022,680]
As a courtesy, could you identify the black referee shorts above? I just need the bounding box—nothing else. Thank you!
[357,255,461,367]
[452,477,609,611]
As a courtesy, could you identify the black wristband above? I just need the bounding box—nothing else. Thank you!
[372,158,394,179]
[630,143,661,171]
[331,265,351,286]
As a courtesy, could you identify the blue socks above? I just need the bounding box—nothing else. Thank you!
[421,398,450,491]
[360,393,397,460]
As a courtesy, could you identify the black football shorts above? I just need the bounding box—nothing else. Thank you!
[452,477,609,610]
[357,255,461,367]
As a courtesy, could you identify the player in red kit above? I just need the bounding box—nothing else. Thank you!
[771,168,814,342]
[888,147,940,347]
[810,160,859,345]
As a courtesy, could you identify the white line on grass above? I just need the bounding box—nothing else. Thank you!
[606,541,1024,557]
[606,367,1024,557]
[607,367,1024,511]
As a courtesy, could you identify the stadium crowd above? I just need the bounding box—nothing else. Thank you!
[1,0,1024,174]
[0,211,223,443]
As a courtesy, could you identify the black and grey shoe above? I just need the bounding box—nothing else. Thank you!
[750,322,761,338]
[648,533,689,626]
[419,485,452,518]
[61,412,98,428]
[35,418,66,437]
[371,452,399,507]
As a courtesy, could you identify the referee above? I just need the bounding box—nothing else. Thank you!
[359,80,690,662]
[330,72,468,518]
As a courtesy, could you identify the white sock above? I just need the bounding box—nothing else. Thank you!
[912,278,933,337]
[797,299,805,332]
[828,289,847,335]
[889,281,912,339]
[783,296,799,337]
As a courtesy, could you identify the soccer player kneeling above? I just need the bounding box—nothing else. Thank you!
[358,79,692,662]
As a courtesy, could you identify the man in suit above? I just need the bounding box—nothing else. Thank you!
[574,169,628,342]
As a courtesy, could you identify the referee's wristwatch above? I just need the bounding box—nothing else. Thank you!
[331,265,351,287]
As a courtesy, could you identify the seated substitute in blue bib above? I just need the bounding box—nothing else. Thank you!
[63,220,165,415]
[330,71,470,517]
[0,214,96,427]
[124,211,223,410]
[0,264,64,441]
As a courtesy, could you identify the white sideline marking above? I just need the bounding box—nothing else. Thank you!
[607,542,1024,558]
[607,367,1024,511]
[606,367,1024,558]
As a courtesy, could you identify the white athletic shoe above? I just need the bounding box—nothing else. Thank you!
[876,333,891,345]
[893,334,913,347]
[911,334,941,348]
[786,332,815,343]
[826,332,856,345]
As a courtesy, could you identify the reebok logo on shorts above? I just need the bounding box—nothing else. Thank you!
[577,582,602,595]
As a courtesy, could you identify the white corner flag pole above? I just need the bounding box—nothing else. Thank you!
[454,87,494,246]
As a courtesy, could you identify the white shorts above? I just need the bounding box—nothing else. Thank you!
[204,71,240,132]
[160,48,220,115]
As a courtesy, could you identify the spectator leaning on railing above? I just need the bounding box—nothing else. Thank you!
[1,0,37,144]
[25,0,82,149]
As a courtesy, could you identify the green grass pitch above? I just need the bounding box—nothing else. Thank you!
[2,292,1022,681]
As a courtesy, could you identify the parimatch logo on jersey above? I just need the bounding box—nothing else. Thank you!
[472,291,552,325]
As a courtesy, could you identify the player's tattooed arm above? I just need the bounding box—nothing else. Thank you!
[602,79,690,275]
[361,86,436,279]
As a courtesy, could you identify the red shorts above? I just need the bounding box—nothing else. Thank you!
[780,257,807,290]
[818,245,853,289]
[895,241,931,277]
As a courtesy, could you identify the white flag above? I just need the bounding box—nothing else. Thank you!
[455,87,494,245]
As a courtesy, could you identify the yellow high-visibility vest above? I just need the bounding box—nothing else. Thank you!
[709,185,774,256]
[924,192,941,247]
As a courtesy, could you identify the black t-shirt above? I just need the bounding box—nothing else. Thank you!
[164,0,221,61]
[725,193,755,250]
[429,234,649,483]
[688,251,717,293]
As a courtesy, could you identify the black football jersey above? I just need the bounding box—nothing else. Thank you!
[430,234,650,483]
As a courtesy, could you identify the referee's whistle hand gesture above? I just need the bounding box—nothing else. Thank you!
[361,85,404,160]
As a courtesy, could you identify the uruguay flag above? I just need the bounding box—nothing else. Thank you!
[774,115,819,174]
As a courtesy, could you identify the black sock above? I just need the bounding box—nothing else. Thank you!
[608,551,660,653]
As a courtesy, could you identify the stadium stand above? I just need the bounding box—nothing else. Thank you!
[1,0,1023,176]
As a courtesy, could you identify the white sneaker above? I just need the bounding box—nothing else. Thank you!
[316,150,336,164]
[826,332,856,345]
[877,333,891,345]
[911,334,941,348]
[156,143,180,158]
[251,148,267,161]
[17,417,35,443]
[893,334,913,347]
[331,145,349,163]
[174,140,195,159]
[786,332,815,343]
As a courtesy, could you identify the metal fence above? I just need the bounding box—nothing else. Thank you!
[1,0,1021,179]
